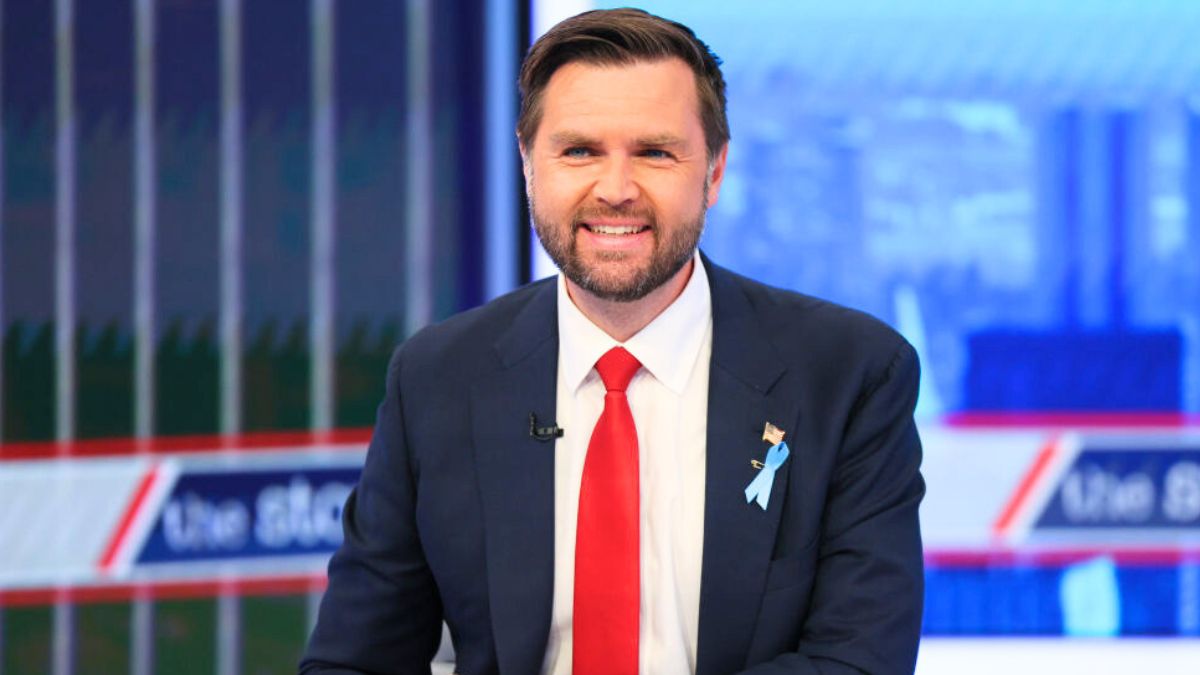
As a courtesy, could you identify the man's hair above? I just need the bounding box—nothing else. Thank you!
[517,8,729,161]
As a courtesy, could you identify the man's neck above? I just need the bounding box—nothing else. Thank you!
[565,259,695,343]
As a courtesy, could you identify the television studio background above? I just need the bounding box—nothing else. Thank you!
[1,0,1199,673]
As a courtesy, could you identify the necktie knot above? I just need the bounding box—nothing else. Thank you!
[595,347,641,393]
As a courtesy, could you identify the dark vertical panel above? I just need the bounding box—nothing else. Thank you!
[1,0,55,442]
[155,0,220,436]
[1035,109,1071,333]
[154,599,216,675]
[431,0,487,318]
[456,0,487,312]
[76,602,131,671]
[1,606,52,673]
[333,0,405,427]
[75,0,134,439]
[1107,111,1133,329]
[1077,112,1116,329]
[239,595,306,673]
[517,0,534,285]
[1058,109,1082,329]
[242,0,310,431]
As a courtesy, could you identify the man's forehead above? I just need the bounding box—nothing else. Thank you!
[536,59,703,135]
[543,57,696,94]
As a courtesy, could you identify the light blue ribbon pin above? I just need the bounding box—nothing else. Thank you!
[745,441,789,510]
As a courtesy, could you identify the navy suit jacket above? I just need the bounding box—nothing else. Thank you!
[302,257,925,675]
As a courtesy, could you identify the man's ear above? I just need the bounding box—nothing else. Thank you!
[518,136,532,182]
[705,143,729,208]
[518,136,535,202]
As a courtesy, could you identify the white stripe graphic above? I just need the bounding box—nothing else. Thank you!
[52,599,75,675]
[218,2,245,670]
[134,0,156,439]
[54,0,75,445]
[485,0,517,300]
[53,1,77,670]
[310,0,335,432]
[132,2,158,672]
[131,599,154,675]
[308,0,337,635]
[217,590,241,675]
[219,0,244,436]
[405,0,433,336]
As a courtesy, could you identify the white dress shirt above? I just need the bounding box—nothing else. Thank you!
[540,253,713,675]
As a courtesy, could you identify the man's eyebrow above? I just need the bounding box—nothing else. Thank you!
[546,131,690,148]
[548,131,596,146]
[636,133,687,147]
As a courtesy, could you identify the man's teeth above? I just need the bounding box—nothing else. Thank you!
[589,224,643,235]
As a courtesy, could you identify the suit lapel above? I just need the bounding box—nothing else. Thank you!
[470,281,559,675]
[696,259,799,675]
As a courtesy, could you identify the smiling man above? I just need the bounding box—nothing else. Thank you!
[302,9,924,675]
[525,57,718,326]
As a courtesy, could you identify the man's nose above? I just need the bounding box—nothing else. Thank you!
[592,157,639,206]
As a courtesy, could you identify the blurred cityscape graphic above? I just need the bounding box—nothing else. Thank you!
[647,0,1200,417]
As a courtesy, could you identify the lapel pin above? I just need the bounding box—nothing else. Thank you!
[762,422,785,446]
[745,422,790,510]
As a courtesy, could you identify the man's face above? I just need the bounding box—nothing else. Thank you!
[522,58,727,302]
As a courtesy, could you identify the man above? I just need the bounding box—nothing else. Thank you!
[302,8,923,675]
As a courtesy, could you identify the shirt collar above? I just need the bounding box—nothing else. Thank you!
[557,251,712,395]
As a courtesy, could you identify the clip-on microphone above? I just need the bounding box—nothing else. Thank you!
[529,412,564,441]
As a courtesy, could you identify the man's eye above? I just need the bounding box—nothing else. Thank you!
[563,147,593,158]
[642,148,673,159]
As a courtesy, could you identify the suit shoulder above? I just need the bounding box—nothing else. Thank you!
[721,267,913,370]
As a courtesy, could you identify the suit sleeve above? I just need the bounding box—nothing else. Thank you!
[741,341,925,675]
[300,347,444,674]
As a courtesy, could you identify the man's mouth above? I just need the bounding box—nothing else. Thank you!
[581,222,650,235]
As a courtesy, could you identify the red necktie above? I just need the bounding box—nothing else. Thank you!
[574,347,642,675]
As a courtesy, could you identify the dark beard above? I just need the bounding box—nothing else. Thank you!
[532,201,707,303]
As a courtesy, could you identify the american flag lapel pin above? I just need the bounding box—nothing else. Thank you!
[762,421,786,446]
[746,422,790,509]
[750,422,786,469]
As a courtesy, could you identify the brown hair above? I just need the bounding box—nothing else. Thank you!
[517,8,729,161]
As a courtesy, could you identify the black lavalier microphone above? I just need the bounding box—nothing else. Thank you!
[529,412,564,441]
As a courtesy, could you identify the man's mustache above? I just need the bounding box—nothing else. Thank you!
[571,207,658,227]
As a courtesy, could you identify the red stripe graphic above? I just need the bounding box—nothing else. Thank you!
[0,427,372,461]
[992,435,1061,537]
[0,573,328,608]
[944,411,1200,428]
[98,463,163,573]
[926,547,1200,568]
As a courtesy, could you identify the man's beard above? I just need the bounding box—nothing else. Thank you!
[531,192,708,303]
